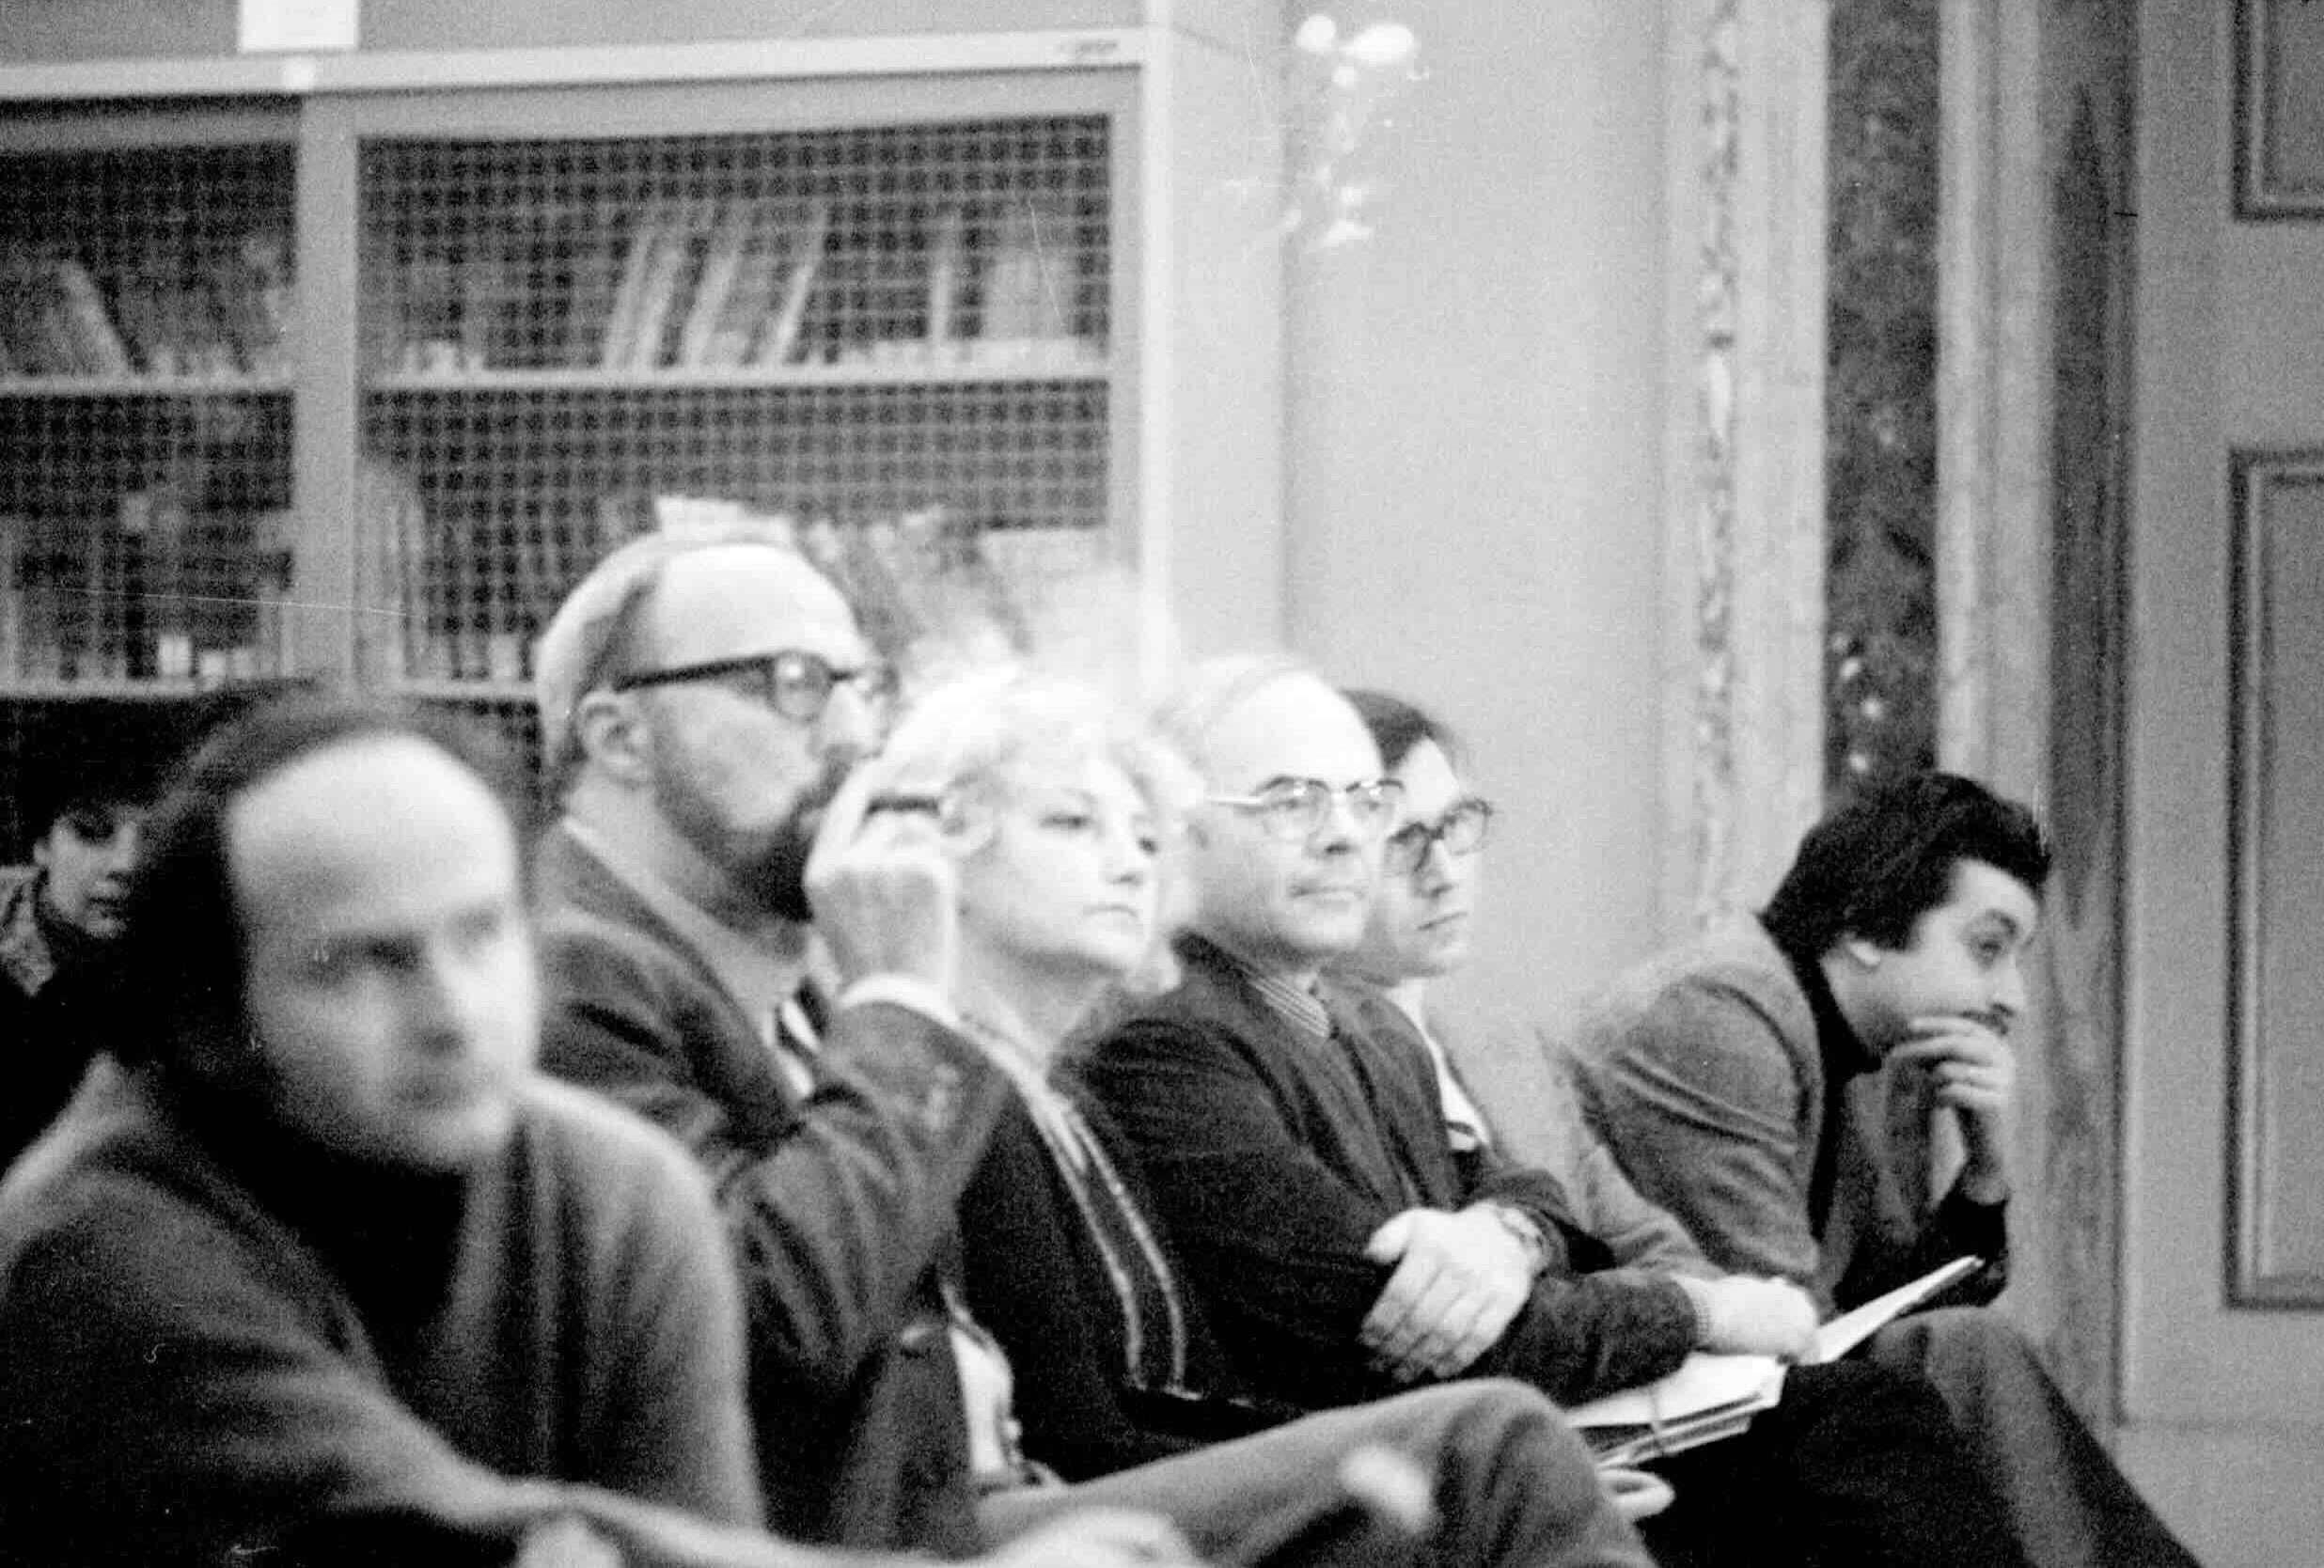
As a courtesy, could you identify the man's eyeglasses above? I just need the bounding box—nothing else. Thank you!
[1381,797,1496,876]
[1206,777,1405,842]
[611,650,900,725]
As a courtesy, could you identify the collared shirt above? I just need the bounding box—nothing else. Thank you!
[1201,936,1333,1041]
[1406,1012,1494,1154]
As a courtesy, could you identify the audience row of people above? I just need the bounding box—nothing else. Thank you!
[0,526,2201,1567]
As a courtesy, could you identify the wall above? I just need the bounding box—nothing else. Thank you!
[2116,3,2324,1560]
[1282,1,1672,1027]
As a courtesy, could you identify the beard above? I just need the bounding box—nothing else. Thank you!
[648,740,856,921]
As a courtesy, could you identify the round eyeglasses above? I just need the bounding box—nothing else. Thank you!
[1205,776,1406,842]
[1381,797,1496,876]
[611,649,900,725]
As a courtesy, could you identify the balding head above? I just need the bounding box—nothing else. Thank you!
[533,525,846,799]
[1163,658,1393,980]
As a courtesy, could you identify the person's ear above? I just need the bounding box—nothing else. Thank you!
[573,690,652,787]
[1841,935,1884,969]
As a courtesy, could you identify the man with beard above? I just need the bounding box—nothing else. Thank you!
[528,533,1659,1568]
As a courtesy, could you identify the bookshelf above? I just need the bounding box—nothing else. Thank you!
[0,111,298,846]
[0,25,1285,839]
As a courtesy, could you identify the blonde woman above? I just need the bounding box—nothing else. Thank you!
[846,666,1657,1568]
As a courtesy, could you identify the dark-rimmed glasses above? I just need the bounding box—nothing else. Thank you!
[612,650,900,725]
[1206,776,1405,842]
[1381,797,1495,876]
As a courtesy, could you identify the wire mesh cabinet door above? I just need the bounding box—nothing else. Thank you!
[0,102,300,853]
[306,72,1137,789]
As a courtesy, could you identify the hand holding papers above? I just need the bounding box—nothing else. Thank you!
[1566,1256,1984,1466]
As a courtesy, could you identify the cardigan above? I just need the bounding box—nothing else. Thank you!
[954,1082,1295,1481]
[0,1062,791,1568]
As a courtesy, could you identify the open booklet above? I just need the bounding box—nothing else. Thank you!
[1567,1255,1983,1467]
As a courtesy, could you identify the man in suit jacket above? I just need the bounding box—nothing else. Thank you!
[1567,771,2201,1568]
[1070,657,2034,1568]
[529,532,1659,1568]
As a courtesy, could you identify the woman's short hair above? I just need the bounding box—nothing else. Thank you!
[105,692,520,1073]
[1760,771,2052,956]
[860,666,1200,990]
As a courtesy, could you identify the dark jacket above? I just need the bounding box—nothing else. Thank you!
[1064,934,1702,1412]
[0,869,102,1170]
[954,1086,1292,1481]
[532,823,1015,1557]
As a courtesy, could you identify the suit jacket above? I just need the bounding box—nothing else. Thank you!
[532,823,1015,1556]
[1065,934,1701,1412]
[1564,915,2006,1313]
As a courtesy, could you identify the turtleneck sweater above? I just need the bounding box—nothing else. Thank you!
[0,1058,790,1568]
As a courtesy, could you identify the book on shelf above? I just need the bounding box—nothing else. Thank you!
[674,200,757,370]
[597,203,672,371]
[629,197,718,371]
[751,198,833,369]
[45,258,134,376]
[979,194,1077,346]
[696,204,792,368]
[557,211,632,369]
[1566,1256,1984,1467]
[922,200,968,357]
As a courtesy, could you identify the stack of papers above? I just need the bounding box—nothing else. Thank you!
[1567,1256,1983,1466]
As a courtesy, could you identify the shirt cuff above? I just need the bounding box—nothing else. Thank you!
[1671,1275,1718,1346]
[835,974,963,1030]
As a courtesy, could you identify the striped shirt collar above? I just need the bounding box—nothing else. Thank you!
[1186,932,1334,1040]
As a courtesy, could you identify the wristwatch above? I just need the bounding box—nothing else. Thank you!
[1478,1201,1550,1276]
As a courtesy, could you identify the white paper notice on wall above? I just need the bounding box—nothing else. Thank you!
[239,0,358,53]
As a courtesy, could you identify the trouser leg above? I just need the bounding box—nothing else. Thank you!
[980,1379,1651,1568]
[1866,1309,2203,1568]
[1640,1359,2032,1568]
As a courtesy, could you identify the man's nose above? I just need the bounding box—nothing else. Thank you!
[405,943,491,1047]
[820,681,882,753]
[102,823,142,871]
[1992,958,2028,1024]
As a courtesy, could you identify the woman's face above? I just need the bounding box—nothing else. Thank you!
[954,751,1164,988]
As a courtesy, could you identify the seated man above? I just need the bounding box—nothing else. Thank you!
[1071,657,2035,1568]
[0,694,1107,1567]
[2,727,163,1166]
[1567,769,2201,1567]
[528,533,1655,1568]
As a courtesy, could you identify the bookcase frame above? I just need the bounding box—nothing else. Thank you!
[0,23,1285,839]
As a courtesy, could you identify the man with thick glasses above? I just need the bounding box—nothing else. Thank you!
[527,538,1661,1568]
[1071,659,2034,1568]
